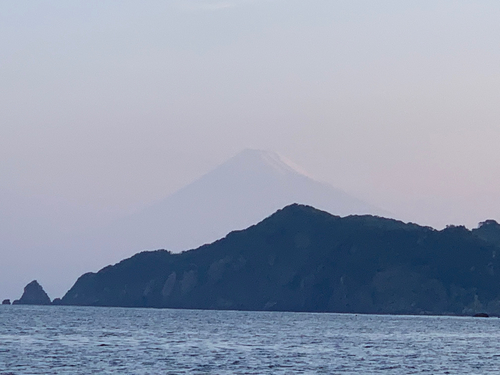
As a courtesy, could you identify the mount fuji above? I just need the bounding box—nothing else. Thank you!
[2,149,389,299]
[90,149,387,257]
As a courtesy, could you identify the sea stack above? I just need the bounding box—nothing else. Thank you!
[12,280,51,305]
[2,299,10,305]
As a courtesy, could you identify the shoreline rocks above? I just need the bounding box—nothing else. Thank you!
[473,312,489,318]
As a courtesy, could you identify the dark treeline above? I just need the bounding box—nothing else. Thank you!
[60,204,500,316]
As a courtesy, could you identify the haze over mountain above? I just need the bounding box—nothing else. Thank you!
[87,149,387,255]
[4,1,500,309]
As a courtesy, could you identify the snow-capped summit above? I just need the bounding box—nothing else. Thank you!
[220,149,309,177]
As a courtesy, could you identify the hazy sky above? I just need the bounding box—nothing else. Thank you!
[2,1,500,297]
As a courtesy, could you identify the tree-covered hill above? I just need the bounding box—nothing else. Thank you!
[61,204,500,315]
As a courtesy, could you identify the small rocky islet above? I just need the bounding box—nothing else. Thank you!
[11,280,51,306]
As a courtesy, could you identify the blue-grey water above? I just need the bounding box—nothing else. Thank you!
[1,306,500,374]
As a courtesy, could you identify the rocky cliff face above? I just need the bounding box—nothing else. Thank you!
[61,204,500,316]
[13,280,51,305]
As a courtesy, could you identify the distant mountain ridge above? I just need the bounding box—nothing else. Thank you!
[62,204,500,316]
[88,149,386,256]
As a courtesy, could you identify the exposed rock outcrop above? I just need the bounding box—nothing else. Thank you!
[2,299,10,305]
[12,280,51,305]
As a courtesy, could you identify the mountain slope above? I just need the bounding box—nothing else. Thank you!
[62,204,500,316]
[90,149,385,255]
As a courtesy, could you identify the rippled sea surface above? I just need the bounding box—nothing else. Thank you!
[1,306,500,374]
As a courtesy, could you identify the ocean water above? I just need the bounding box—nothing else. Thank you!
[1,306,499,374]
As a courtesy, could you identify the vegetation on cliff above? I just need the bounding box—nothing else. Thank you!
[61,204,500,315]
